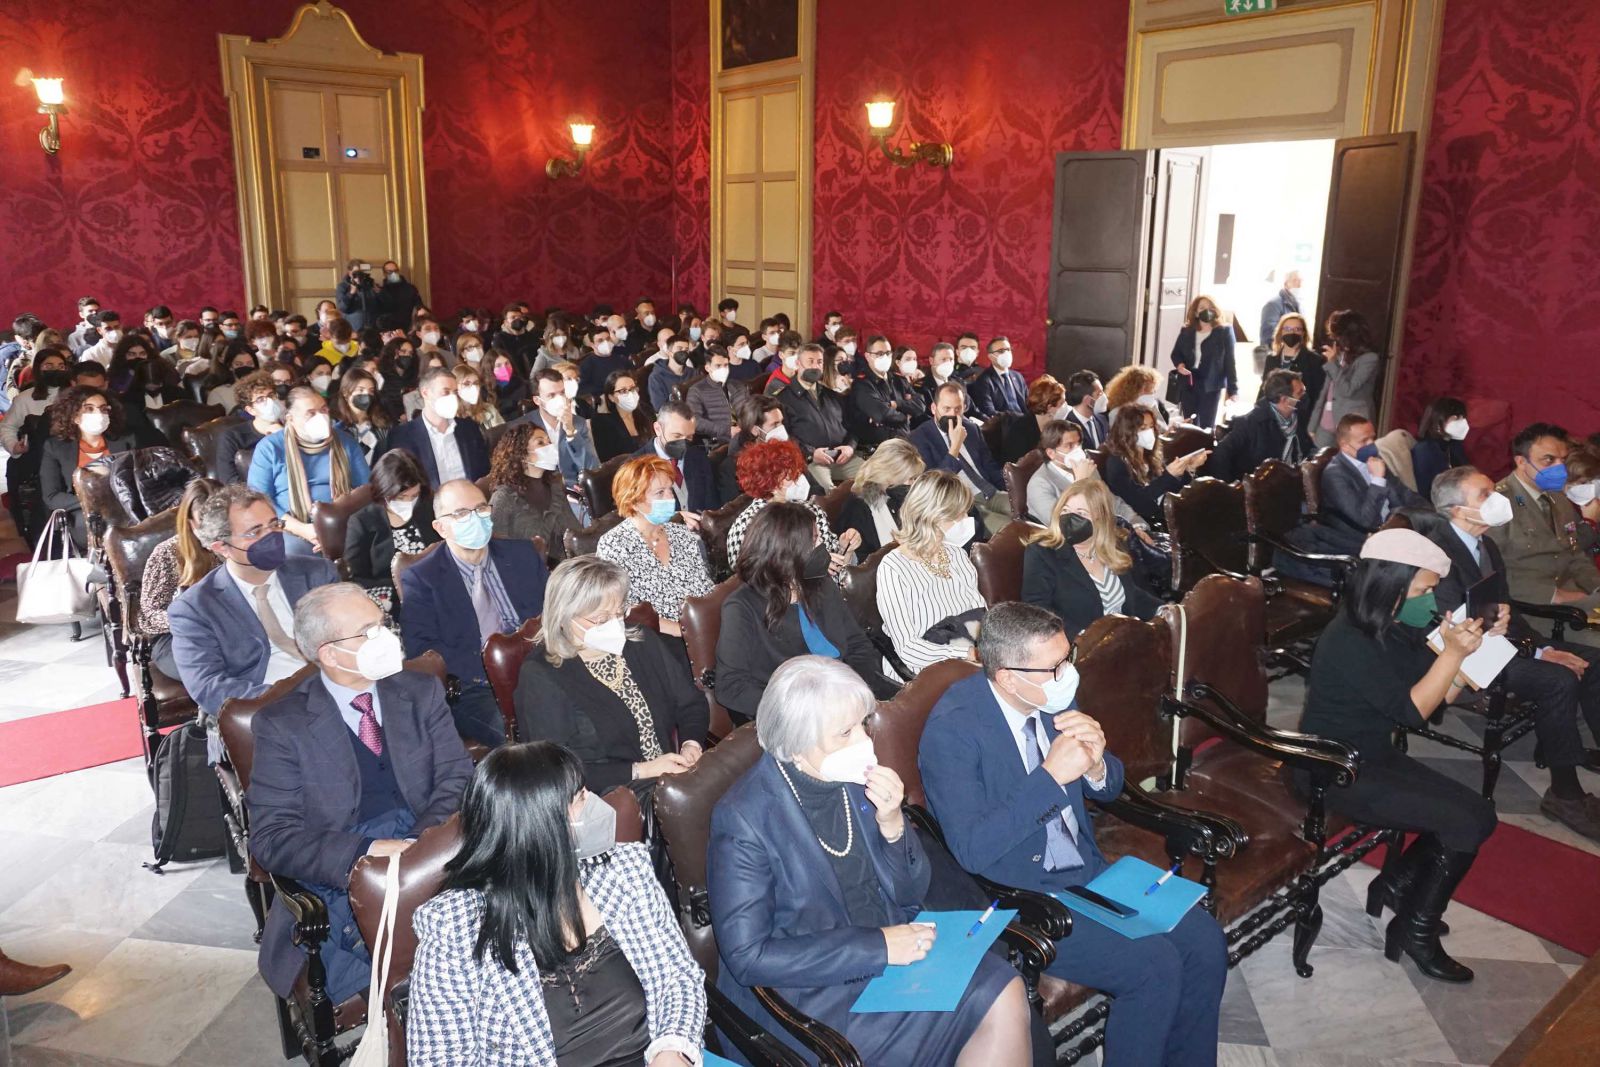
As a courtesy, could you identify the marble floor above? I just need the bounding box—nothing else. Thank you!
[0,580,1592,1065]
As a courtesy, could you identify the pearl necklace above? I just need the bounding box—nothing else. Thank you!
[776,761,855,857]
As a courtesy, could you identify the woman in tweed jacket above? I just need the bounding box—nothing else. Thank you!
[408,743,706,1066]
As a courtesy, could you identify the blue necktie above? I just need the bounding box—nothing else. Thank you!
[1021,717,1084,871]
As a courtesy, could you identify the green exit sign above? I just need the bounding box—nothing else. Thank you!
[1224,0,1276,13]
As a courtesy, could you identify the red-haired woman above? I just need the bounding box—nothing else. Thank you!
[596,455,712,638]
[724,438,859,573]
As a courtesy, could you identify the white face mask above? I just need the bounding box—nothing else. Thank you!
[388,497,418,522]
[732,344,750,362]
[458,384,481,406]
[595,341,615,357]
[432,393,460,420]
[462,320,479,333]
[1092,392,1108,415]
[871,354,892,374]
[815,736,878,785]
[178,337,200,352]
[933,360,955,380]
[944,514,976,546]
[1566,481,1599,508]
[615,391,640,413]
[102,329,123,344]
[782,353,799,372]
[532,442,561,471]
[421,331,441,346]
[1472,491,1514,526]
[1060,446,1087,469]
[765,333,781,347]
[310,374,332,393]
[1444,417,1470,441]
[562,378,579,398]
[784,478,810,502]
[299,413,332,443]
[957,346,979,366]
[825,323,839,337]
[990,351,1013,371]
[79,411,110,436]
[541,393,569,418]
[709,365,730,384]
[333,627,405,681]
[253,397,285,424]
[641,314,656,328]
[722,310,737,323]
[841,341,858,357]
[582,616,627,656]
[898,360,918,377]
[1135,393,1159,410]
[1135,428,1157,451]
[1020,662,1080,713]
[763,423,788,443]
[613,326,629,341]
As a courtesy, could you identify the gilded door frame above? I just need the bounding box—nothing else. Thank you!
[219,1,429,310]
[709,0,817,331]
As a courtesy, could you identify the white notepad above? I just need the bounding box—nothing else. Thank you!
[1427,604,1517,690]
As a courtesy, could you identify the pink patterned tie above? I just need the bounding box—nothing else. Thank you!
[352,692,383,756]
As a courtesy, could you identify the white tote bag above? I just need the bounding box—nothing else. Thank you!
[350,854,401,1067]
[16,510,98,625]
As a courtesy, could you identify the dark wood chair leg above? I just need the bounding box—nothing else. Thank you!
[1481,724,1506,800]
[1291,892,1324,978]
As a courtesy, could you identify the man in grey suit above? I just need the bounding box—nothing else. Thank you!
[170,484,337,720]
[248,582,473,1003]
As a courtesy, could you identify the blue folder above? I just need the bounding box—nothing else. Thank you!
[703,1053,739,1067]
[1051,856,1205,938]
[850,908,1016,1014]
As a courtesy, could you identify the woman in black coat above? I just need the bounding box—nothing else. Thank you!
[1167,294,1238,429]
[39,386,137,549]
[1101,406,1207,527]
[1022,478,1158,637]
[343,449,438,616]
[590,368,655,461]
[1411,396,1470,498]
[715,503,899,724]
[515,555,708,794]
[834,438,923,557]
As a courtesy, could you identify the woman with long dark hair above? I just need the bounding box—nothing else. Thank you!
[591,369,654,461]
[39,385,137,548]
[1311,309,1381,447]
[715,503,898,724]
[487,421,580,558]
[1297,527,1494,983]
[375,336,418,421]
[333,366,390,464]
[136,477,221,676]
[1411,396,1471,497]
[1100,405,1207,527]
[344,449,438,615]
[107,333,183,446]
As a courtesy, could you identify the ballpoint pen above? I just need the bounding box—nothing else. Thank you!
[966,899,1000,937]
[1145,861,1182,896]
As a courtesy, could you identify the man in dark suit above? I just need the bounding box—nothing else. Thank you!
[910,381,1013,532]
[399,479,548,745]
[1306,414,1425,554]
[1203,368,1312,482]
[919,603,1226,1065]
[778,343,860,489]
[380,367,489,488]
[632,400,723,513]
[1429,466,1600,840]
[966,336,1028,420]
[847,334,921,447]
[1061,370,1109,450]
[249,581,472,1003]
[170,484,338,719]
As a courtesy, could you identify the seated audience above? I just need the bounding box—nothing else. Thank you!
[400,479,549,746]
[725,438,854,572]
[1025,420,1095,524]
[489,349,528,421]
[592,369,655,461]
[1296,529,1497,981]
[575,322,632,399]
[999,374,1064,463]
[249,581,473,1006]
[333,366,388,465]
[709,657,1032,1066]
[1294,415,1424,558]
[722,391,788,500]
[1568,447,1600,570]
[1487,423,1600,645]
[487,421,581,559]
[686,345,735,445]
[646,333,695,411]
[39,385,137,549]
[345,450,439,617]
[1411,397,1471,498]
[452,331,486,372]
[315,317,358,366]
[716,504,898,723]
[1260,312,1323,425]
[1024,479,1158,635]
[837,438,925,557]
[384,367,490,488]
[1104,365,1182,434]
[451,362,503,431]
[517,367,599,488]
[1203,368,1311,481]
[967,336,1028,420]
[531,318,571,373]
[1168,295,1238,429]
[777,342,861,489]
[596,456,713,639]
[1060,370,1108,450]
[877,470,987,673]
[848,334,921,447]
[1310,309,1381,447]
[248,385,371,554]
[910,381,1013,534]
[632,400,723,513]
[169,485,338,718]
[136,477,222,677]
[1102,405,1206,527]
[920,602,1227,1060]
[515,556,706,791]
[409,742,706,1066]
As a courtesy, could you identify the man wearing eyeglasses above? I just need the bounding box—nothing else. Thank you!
[169,484,339,724]
[248,581,473,1006]
[399,479,548,746]
[966,335,1028,420]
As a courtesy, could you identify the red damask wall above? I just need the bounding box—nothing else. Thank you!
[670,0,712,313]
[1397,0,1600,452]
[809,0,1126,378]
[0,0,681,326]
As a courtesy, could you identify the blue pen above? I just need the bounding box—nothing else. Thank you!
[966,899,1000,938]
[1145,861,1182,896]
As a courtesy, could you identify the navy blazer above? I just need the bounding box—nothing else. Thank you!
[381,416,490,489]
[1064,408,1109,450]
[631,438,723,512]
[1170,326,1238,395]
[399,539,548,685]
[248,668,473,997]
[708,753,930,1035]
[919,672,1125,894]
[909,416,1004,488]
[967,366,1029,419]
[169,556,338,716]
[1315,453,1423,551]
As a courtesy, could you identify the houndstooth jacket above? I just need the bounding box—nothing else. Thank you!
[406,842,706,1066]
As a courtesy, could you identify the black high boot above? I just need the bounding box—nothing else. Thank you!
[1383,843,1476,983]
[1366,835,1449,935]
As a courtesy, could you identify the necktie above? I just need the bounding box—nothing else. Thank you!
[351,691,383,756]
[948,428,998,499]
[1537,494,1555,533]
[1020,717,1083,871]
[467,565,504,643]
[251,582,303,660]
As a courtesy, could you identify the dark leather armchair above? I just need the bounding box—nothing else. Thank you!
[148,400,225,452]
[1004,450,1046,519]
[102,508,193,765]
[1300,447,1338,520]
[1243,459,1354,585]
[697,493,751,581]
[481,617,542,744]
[183,414,247,482]
[1162,425,1215,462]
[969,519,1035,606]
[312,484,376,578]
[564,511,626,558]
[979,413,1008,461]
[234,446,256,483]
[580,453,631,519]
[838,542,914,683]
[679,576,741,740]
[816,478,853,530]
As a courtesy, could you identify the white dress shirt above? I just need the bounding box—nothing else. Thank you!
[227,566,303,685]
[321,672,383,736]
[988,681,1104,844]
[424,416,467,484]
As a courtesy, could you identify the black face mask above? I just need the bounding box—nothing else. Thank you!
[351,393,374,412]
[670,351,689,367]
[1060,512,1094,546]
[835,360,854,375]
[799,367,823,384]
[232,363,255,379]
[1197,309,1218,324]
[510,317,529,332]
[397,355,416,372]
[885,484,910,510]
[662,438,689,461]
[1280,333,1303,348]
[275,382,291,400]
[802,542,832,581]
[37,369,69,389]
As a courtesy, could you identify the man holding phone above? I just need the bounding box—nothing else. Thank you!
[777,343,861,489]
[334,258,380,333]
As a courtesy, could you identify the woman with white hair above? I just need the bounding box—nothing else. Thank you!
[875,470,988,673]
[514,556,707,795]
[707,657,1033,1065]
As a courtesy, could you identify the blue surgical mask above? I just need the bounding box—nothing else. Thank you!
[689,325,702,342]
[646,497,676,525]
[451,510,493,550]
[244,530,287,571]
[1034,663,1081,713]
[1355,443,1380,463]
[1533,463,1568,493]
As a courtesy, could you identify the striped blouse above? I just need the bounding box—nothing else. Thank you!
[1091,564,1126,616]
[876,544,987,674]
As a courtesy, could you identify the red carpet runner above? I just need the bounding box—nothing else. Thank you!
[1364,825,1600,956]
[0,697,144,787]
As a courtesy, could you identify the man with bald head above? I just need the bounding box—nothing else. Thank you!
[399,479,548,745]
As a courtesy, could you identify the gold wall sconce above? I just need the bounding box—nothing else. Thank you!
[865,99,952,169]
[33,77,68,155]
[546,121,594,179]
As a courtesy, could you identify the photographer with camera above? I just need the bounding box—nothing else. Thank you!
[334,258,380,333]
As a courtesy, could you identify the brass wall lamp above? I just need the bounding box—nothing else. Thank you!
[865,99,952,169]
[33,77,68,155]
[547,121,594,179]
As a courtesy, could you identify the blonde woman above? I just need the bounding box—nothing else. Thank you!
[1022,478,1158,636]
[1261,312,1322,414]
[875,470,986,674]
[451,362,503,430]
[838,438,925,556]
